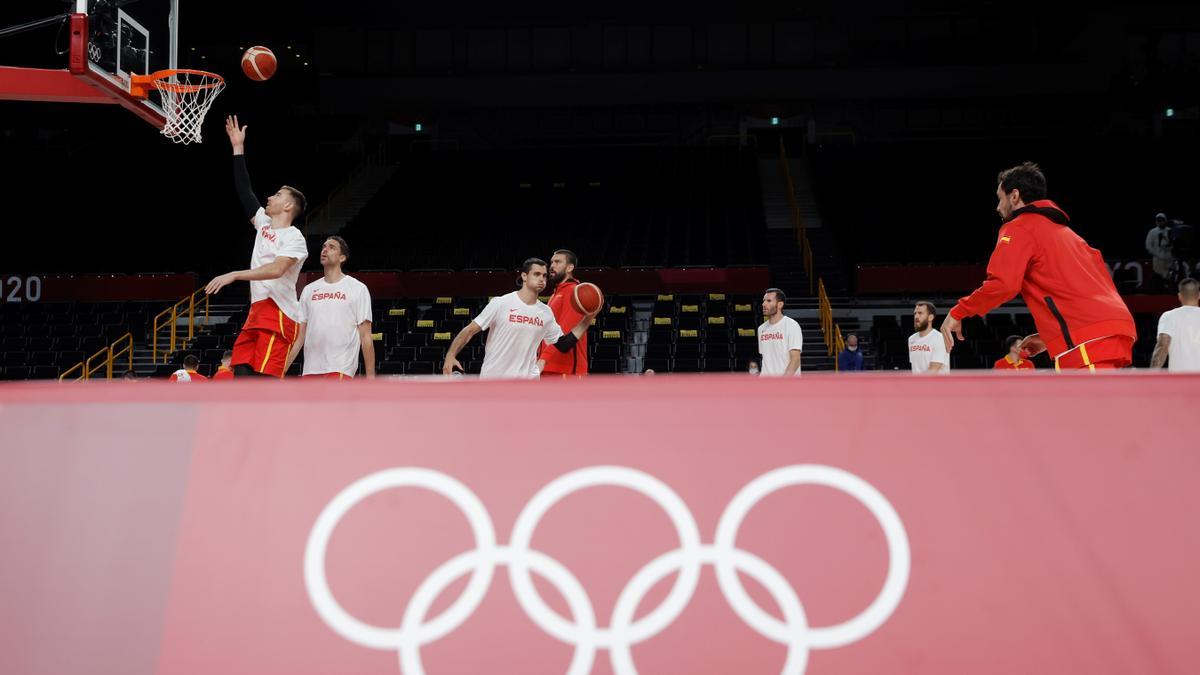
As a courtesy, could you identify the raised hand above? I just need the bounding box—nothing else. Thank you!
[225,115,248,151]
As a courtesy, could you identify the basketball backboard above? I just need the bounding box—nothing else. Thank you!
[77,0,179,127]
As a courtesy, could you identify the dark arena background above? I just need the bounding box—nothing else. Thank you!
[1,2,1198,674]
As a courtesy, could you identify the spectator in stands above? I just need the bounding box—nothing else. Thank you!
[747,359,760,375]
[169,355,208,382]
[1146,213,1175,290]
[212,350,235,380]
[121,370,138,381]
[909,302,949,374]
[1151,278,1200,371]
[837,334,864,371]
[993,335,1035,370]
[643,368,656,376]
[941,162,1136,370]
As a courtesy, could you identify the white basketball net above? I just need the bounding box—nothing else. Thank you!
[153,71,226,145]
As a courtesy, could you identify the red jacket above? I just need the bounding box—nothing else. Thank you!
[951,200,1136,358]
[539,278,589,375]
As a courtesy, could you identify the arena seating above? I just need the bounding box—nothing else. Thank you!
[0,297,1169,379]
[0,301,160,381]
[337,146,769,270]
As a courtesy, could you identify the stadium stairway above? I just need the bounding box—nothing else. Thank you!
[758,150,851,297]
[306,160,398,236]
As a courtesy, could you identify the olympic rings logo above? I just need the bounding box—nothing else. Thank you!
[304,465,910,674]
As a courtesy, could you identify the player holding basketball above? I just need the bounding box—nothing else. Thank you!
[538,249,589,377]
[284,236,375,379]
[204,115,308,377]
[941,162,1136,370]
[443,258,597,379]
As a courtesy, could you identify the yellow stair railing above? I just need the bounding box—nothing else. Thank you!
[779,138,815,296]
[782,138,849,370]
[59,332,133,382]
[151,288,210,364]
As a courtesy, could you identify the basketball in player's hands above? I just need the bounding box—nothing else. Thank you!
[572,282,604,315]
[241,46,277,81]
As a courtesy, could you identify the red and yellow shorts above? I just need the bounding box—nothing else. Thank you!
[303,372,354,380]
[231,298,299,378]
[1054,335,1134,372]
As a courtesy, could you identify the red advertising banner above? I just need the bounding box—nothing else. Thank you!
[0,274,198,303]
[1,374,1197,675]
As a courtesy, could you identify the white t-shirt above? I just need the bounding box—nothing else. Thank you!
[298,275,372,376]
[909,330,950,374]
[473,292,564,379]
[250,208,308,322]
[1157,305,1200,372]
[757,316,803,376]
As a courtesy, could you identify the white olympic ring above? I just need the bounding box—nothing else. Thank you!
[303,465,910,674]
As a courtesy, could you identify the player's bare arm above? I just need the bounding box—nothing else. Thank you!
[358,321,376,378]
[1150,334,1171,369]
[443,322,482,375]
[205,256,298,296]
[284,324,308,374]
[784,350,801,375]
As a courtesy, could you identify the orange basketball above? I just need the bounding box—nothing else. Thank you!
[241,46,277,81]
[571,282,604,314]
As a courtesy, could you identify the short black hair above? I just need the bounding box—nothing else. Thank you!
[554,249,578,268]
[327,236,349,261]
[282,185,307,217]
[221,350,233,361]
[1180,277,1200,299]
[1005,335,1023,351]
[521,257,547,273]
[183,354,199,369]
[764,287,786,303]
[517,257,547,287]
[915,301,937,316]
[997,162,1047,203]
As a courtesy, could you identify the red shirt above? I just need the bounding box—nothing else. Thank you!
[212,366,235,380]
[168,369,208,382]
[950,201,1136,359]
[539,278,589,375]
[993,355,1035,370]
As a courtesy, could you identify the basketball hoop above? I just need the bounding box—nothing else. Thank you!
[130,69,225,144]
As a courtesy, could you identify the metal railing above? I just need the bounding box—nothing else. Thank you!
[151,288,209,365]
[778,138,815,296]
[781,138,847,370]
[59,332,133,381]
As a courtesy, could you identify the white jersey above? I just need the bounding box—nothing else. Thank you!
[250,208,308,322]
[909,330,950,374]
[757,316,803,376]
[1157,305,1200,372]
[298,275,372,377]
[474,292,564,379]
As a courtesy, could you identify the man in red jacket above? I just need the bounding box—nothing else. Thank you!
[538,249,589,377]
[941,162,1136,371]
